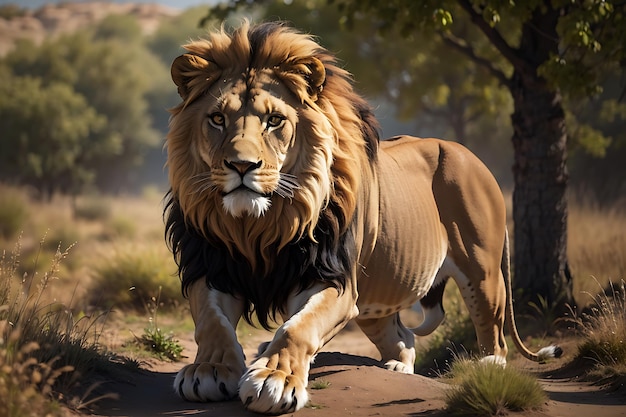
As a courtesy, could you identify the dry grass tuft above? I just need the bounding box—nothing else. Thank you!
[1,237,130,415]
[573,279,626,381]
[444,358,547,416]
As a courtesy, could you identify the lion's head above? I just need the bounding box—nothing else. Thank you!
[165,21,379,325]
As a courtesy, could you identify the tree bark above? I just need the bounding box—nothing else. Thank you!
[509,6,575,315]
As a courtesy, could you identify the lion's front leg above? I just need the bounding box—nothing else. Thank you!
[239,283,358,414]
[174,280,245,402]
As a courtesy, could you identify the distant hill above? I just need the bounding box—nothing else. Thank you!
[0,2,179,55]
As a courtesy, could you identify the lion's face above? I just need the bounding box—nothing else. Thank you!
[190,69,314,218]
[172,62,335,222]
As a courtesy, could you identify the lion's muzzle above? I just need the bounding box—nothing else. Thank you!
[221,159,273,217]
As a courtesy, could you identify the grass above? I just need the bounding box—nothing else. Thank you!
[573,279,626,381]
[88,245,182,310]
[310,378,331,390]
[73,194,112,221]
[0,335,70,417]
[568,198,626,306]
[444,358,547,416]
[132,287,185,361]
[0,237,133,415]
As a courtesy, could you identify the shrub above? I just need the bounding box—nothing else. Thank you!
[73,196,111,221]
[444,358,547,416]
[575,279,626,379]
[0,186,29,239]
[102,215,137,240]
[89,246,181,310]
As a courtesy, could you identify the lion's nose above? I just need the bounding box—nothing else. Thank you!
[224,159,262,176]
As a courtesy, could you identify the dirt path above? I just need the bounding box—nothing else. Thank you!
[90,326,626,417]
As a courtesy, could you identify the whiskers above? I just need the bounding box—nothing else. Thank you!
[274,173,300,200]
[188,172,217,195]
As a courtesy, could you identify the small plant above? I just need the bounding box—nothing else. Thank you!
[134,287,184,361]
[444,358,547,416]
[574,279,626,380]
[310,379,331,390]
[524,293,570,334]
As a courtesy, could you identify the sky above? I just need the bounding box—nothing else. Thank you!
[2,0,219,9]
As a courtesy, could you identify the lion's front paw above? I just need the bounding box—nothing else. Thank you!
[174,362,242,402]
[238,361,308,414]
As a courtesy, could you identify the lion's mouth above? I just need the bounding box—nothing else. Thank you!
[221,184,271,198]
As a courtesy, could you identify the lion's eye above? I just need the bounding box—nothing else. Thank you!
[266,114,285,128]
[208,112,226,128]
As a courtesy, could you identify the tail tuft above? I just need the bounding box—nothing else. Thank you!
[536,345,563,362]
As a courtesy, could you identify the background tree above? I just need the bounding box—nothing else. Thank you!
[207,0,626,314]
[0,69,105,198]
[1,19,169,194]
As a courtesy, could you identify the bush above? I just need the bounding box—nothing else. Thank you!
[575,279,626,378]
[0,186,29,239]
[102,215,137,240]
[444,359,547,416]
[89,246,181,310]
[73,196,111,222]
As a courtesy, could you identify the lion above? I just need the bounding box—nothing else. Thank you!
[164,21,561,414]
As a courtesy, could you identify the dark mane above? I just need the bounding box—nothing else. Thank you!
[165,193,356,329]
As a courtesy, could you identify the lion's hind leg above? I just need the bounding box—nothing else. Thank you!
[174,280,246,402]
[356,313,416,374]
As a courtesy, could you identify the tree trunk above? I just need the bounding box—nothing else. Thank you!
[509,5,575,315]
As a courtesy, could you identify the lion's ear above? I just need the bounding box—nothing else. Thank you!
[278,56,326,102]
[171,53,215,100]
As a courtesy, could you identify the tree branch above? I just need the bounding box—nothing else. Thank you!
[439,32,510,88]
[456,0,533,75]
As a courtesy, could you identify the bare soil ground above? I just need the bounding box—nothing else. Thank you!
[89,323,626,417]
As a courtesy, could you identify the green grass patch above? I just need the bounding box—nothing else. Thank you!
[131,287,185,361]
[444,359,547,416]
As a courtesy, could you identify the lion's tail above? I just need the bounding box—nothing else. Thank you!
[502,228,563,362]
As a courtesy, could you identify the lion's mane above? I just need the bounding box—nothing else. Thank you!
[164,21,379,328]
